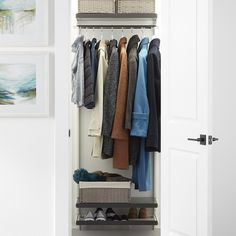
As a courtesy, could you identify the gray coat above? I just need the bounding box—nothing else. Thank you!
[71,35,84,107]
[102,39,119,158]
[84,40,95,109]
[125,35,140,130]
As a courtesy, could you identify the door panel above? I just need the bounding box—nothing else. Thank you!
[161,0,210,235]
[169,0,197,119]
[170,149,197,236]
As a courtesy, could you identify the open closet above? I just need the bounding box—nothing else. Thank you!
[71,0,160,231]
[69,0,212,235]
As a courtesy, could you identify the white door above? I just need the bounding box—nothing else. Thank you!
[160,0,211,236]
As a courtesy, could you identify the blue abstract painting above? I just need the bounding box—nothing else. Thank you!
[0,64,36,105]
[0,0,36,34]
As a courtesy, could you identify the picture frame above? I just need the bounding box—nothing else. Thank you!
[0,0,48,46]
[0,52,49,117]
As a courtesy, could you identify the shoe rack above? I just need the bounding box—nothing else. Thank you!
[76,197,158,229]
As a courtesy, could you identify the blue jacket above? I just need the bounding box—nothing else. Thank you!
[131,37,151,192]
[130,37,150,137]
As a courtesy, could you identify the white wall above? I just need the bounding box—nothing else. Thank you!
[212,0,236,236]
[0,119,54,236]
[0,2,56,236]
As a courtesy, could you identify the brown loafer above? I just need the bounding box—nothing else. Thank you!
[138,208,148,219]
[128,207,138,219]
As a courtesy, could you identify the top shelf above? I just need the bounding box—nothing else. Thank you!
[76,13,157,28]
[76,13,157,18]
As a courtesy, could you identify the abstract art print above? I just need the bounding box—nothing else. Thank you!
[0,0,36,35]
[0,64,36,105]
[0,53,49,117]
[0,0,48,45]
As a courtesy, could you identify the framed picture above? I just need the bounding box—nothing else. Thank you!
[0,53,49,117]
[0,0,48,46]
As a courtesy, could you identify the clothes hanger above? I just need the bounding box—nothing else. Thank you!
[111,27,114,40]
[78,26,82,36]
[84,27,87,41]
[131,27,134,37]
[141,27,146,39]
[100,27,103,40]
[92,27,95,39]
[152,26,158,39]
[121,27,124,38]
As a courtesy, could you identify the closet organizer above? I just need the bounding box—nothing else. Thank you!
[72,12,160,230]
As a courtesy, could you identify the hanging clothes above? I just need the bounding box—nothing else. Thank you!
[91,38,98,97]
[84,40,95,109]
[130,37,151,191]
[132,139,151,191]
[71,35,84,107]
[130,42,150,137]
[88,40,108,157]
[102,39,120,158]
[146,38,161,152]
[112,37,129,169]
[91,38,98,94]
[107,40,114,62]
[124,35,141,166]
[125,34,140,130]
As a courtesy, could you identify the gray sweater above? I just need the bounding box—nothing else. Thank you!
[102,39,119,158]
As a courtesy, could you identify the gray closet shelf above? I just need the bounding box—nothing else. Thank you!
[76,218,158,226]
[76,13,157,18]
[76,13,157,28]
[76,197,158,208]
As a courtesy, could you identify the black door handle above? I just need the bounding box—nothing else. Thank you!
[188,134,206,145]
[208,136,219,145]
[188,138,201,142]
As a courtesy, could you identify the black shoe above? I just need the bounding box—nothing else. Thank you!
[112,214,121,221]
[120,215,128,221]
[105,208,116,221]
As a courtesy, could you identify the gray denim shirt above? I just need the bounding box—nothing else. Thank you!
[71,35,84,107]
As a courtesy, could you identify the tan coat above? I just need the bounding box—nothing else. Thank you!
[111,37,129,169]
[88,40,108,157]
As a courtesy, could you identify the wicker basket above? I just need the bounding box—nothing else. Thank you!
[78,0,115,13]
[118,0,155,13]
[79,181,131,203]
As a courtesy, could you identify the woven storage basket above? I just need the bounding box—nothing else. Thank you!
[79,181,131,203]
[118,0,155,13]
[78,0,115,13]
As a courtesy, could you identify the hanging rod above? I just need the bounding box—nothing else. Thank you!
[76,25,156,29]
